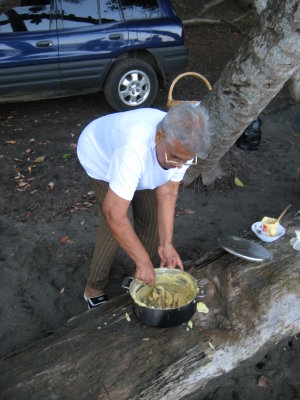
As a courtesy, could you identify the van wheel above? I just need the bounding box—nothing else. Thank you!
[104,59,158,111]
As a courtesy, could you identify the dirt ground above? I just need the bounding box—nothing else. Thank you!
[1,0,300,398]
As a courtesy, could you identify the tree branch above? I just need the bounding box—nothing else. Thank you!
[198,0,226,16]
[183,17,222,26]
[183,12,251,34]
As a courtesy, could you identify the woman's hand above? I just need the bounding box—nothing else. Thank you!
[158,243,184,270]
[134,261,156,286]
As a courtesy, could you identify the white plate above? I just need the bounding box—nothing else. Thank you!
[251,221,285,242]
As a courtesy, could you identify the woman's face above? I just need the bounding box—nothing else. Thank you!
[155,130,195,170]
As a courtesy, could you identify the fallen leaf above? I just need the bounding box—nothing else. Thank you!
[5,140,16,145]
[31,189,38,195]
[208,341,216,351]
[48,181,55,190]
[288,140,295,148]
[176,208,195,216]
[257,375,271,389]
[234,176,244,187]
[14,172,24,180]
[60,288,65,294]
[18,181,29,187]
[34,156,45,163]
[63,153,72,160]
[17,185,30,191]
[60,235,69,244]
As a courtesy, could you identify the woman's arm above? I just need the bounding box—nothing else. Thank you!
[156,181,183,270]
[102,188,156,285]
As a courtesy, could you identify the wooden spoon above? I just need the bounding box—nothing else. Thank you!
[276,203,291,223]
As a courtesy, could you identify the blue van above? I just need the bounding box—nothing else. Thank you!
[0,0,188,110]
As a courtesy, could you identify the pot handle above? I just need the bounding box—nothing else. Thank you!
[121,276,133,291]
[196,285,207,299]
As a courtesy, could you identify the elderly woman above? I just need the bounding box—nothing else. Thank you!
[77,103,210,308]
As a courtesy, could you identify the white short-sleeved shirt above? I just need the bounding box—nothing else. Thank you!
[77,108,190,201]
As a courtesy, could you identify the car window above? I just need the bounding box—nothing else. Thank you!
[99,0,121,23]
[61,0,100,28]
[0,0,53,33]
[120,0,162,21]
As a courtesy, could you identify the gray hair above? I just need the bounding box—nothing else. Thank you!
[157,102,210,158]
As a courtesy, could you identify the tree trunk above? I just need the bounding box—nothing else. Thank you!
[184,0,300,186]
[0,214,299,400]
[251,0,267,14]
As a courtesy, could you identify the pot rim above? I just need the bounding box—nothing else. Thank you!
[126,268,200,311]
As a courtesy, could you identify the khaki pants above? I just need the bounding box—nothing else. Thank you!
[87,178,159,291]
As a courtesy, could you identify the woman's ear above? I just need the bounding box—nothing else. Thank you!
[155,130,163,144]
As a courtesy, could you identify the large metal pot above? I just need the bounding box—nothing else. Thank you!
[122,268,206,328]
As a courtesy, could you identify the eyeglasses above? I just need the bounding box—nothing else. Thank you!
[164,144,198,166]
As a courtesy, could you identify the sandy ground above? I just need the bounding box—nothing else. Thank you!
[0,0,300,398]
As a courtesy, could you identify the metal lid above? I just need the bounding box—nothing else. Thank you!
[218,234,273,262]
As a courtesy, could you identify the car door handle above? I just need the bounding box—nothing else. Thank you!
[36,40,53,48]
[108,33,123,40]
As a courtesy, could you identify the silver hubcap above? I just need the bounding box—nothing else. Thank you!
[118,69,151,106]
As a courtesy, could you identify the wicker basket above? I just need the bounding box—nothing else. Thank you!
[167,71,212,109]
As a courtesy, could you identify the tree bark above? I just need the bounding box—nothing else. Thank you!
[184,0,300,186]
[0,214,299,400]
[251,0,267,14]
[251,1,300,104]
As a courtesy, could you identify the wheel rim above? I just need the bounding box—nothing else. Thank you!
[118,69,151,107]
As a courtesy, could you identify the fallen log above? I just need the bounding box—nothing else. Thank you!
[0,214,300,400]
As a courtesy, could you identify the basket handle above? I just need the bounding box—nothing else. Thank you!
[167,72,212,106]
